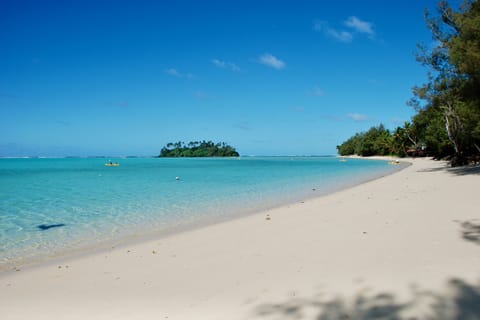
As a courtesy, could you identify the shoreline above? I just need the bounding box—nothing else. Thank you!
[1,157,479,319]
[0,157,405,273]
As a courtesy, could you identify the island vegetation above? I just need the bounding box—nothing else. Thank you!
[337,0,480,166]
[159,141,239,157]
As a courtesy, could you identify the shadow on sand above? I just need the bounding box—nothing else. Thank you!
[446,164,480,176]
[254,278,480,320]
[460,220,480,245]
[416,160,480,176]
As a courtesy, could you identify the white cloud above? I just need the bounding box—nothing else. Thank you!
[212,59,225,68]
[313,21,353,43]
[212,59,240,72]
[314,21,353,43]
[314,16,375,42]
[259,53,285,70]
[344,16,374,37]
[347,113,368,121]
[166,68,182,77]
[165,68,195,79]
[327,29,353,43]
[312,86,325,96]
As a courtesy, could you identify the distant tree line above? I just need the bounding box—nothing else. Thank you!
[337,124,398,157]
[338,1,480,166]
[159,140,239,157]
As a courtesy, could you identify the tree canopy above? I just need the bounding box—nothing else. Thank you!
[159,141,240,157]
[337,0,480,166]
[337,125,394,157]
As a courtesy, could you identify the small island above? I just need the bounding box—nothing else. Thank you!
[159,140,239,157]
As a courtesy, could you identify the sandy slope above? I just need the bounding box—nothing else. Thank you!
[1,158,479,319]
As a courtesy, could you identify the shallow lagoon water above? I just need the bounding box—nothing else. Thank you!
[0,157,404,269]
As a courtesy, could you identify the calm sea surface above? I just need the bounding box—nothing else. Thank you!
[0,157,405,269]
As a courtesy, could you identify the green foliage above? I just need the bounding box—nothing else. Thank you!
[337,1,480,165]
[159,140,239,157]
[390,121,420,157]
[337,125,394,157]
[412,108,453,157]
[447,1,480,85]
[414,0,480,164]
[336,133,361,156]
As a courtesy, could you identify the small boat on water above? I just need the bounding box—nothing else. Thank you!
[105,162,120,167]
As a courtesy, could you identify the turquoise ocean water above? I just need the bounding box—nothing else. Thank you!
[0,157,404,269]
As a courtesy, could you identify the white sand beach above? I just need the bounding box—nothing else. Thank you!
[1,158,479,319]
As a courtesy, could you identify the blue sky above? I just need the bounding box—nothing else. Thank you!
[1,0,445,156]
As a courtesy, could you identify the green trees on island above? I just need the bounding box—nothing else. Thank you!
[159,141,239,157]
[337,124,396,157]
[337,0,480,165]
[337,122,430,157]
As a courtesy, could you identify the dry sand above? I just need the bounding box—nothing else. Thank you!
[1,158,479,319]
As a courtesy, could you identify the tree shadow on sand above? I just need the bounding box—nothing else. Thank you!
[253,278,480,320]
[446,164,480,176]
[256,292,405,320]
[417,162,480,176]
[460,220,480,245]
